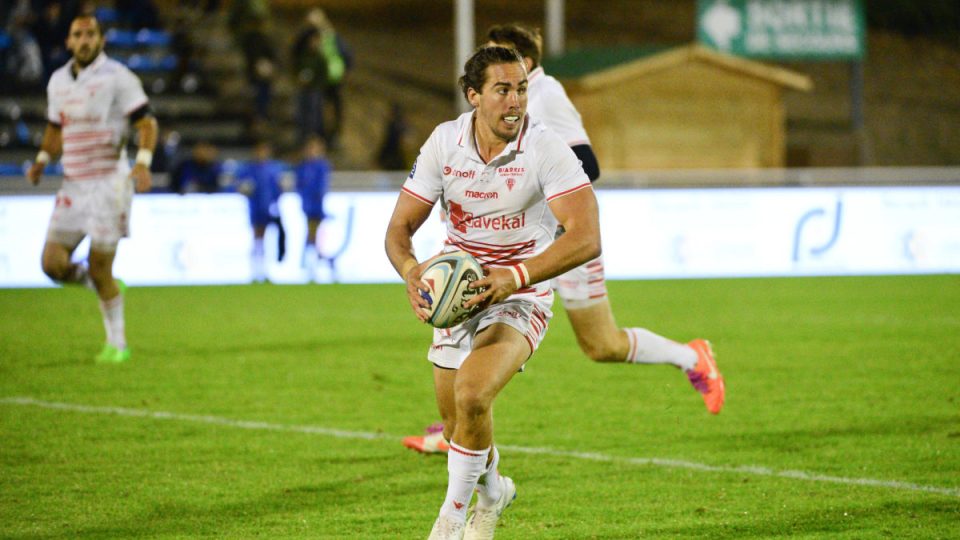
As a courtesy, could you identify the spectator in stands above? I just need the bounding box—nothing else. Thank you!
[169,13,202,93]
[31,1,78,84]
[376,102,412,170]
[230,139,284,283]
[242,18,276,128]
[228,0,275,130]
[295,135,330,278]
[171,140,222,194]
[290,27,327,145]
[2,7,44,91]
[310,8,351,150]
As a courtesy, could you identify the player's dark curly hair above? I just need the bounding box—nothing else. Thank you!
[486,23,542,68]
[458,45,524,102]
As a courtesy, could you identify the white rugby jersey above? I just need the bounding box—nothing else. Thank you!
[526,66,590,148]
[47,52,149,181]
[403,111,592,295]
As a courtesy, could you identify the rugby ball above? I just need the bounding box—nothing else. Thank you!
[419,251,485,328]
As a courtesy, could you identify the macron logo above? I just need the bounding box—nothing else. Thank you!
[443,166,476,180]
[465,190,498,200]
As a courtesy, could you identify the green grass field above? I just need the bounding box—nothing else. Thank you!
[2,276,959,539]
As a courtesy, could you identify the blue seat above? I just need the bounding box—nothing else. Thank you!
[124,53,177,72]
[136,29,171,47]
[105,29,138,48]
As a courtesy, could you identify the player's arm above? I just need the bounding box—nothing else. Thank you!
[129,104,158,193]
[468,187,602,308]
[384,192,435,321]
[26,122,63,185]
[571,144,600,182]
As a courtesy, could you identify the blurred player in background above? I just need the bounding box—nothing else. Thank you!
[26,15,157,363]
[386,45,601,540]
[403,23,724,455]
[232,139,284,283]
[296,135,330,279]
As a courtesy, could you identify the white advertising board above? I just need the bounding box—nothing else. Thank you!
[0,186,957,287]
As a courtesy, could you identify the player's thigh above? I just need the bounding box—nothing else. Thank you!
[455,323,529,403]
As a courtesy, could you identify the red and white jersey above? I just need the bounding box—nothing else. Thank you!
[526,66,590,148]
[403,111,592,297]
[47,52,148,181]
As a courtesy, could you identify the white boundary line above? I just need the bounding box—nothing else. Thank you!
[4,396,958,499]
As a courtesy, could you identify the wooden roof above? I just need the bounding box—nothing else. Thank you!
[561,44,813,93]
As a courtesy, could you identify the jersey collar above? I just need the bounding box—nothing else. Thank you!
[528,66,544,83]
[70,52,108,80]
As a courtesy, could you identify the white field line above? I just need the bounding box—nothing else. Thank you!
[3,396,958,499]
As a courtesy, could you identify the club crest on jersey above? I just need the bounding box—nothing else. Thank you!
[505,178,516,191]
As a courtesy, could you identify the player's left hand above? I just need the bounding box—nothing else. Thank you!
[464,267,517,310]
[130,163,152,193]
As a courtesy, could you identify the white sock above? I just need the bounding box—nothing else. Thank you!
[624,328,697,371]
[65,263,95,290]
[440,441,489,522]
[302,243,318,269]
[99,293,126,349]
[252,239,266,281]
[476,446,502,508]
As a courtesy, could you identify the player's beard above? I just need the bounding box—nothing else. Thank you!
[74,42,103,68]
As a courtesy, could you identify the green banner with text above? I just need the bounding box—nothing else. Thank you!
[697,0,865,60]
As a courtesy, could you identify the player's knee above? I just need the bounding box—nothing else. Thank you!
[41,258,69,281]
[454,383,492,419]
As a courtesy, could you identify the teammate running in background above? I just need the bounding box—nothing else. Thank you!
[403,23,724,455]
[386,45,601,539]
[26,14,158,363]
[295,135,330,280]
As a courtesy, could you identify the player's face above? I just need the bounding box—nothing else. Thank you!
[469,61,528,144]
[66,18,104,67]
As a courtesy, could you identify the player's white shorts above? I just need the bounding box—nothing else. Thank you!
[551,255,608,309]
[428,293,554,370]
[46,173,133,252]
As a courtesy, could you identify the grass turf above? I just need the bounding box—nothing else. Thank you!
[1,275,959,538]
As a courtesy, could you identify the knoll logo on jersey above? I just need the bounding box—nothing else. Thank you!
[443,166,476,179]
[448,201,525,233]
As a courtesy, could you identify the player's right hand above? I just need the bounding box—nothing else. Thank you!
[404,261,432,323]
[26,162,45,185]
